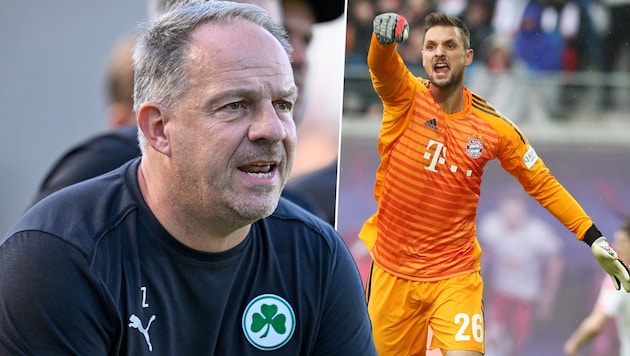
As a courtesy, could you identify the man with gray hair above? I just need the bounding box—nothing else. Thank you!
[0,2,376,354]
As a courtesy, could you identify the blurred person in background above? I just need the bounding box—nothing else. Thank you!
[512,0,564,121]
[466,33,530,122]
[492,0,529,37]
[344,0,380,117]
[542,0,588,119]
[461,0,495,67]
[479,188,564,356]
[564,215,630,356]
[436,0,468,16]
[401,0,436,28]
[346,0,376,65]
[31,33,140,205]
[374,0,404,15]
[103,33,138,129]
[599,0,630,112]
[280,0,345,226]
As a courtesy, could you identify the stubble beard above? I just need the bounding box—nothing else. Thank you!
[229,185,282,222]
[430,68,464,91]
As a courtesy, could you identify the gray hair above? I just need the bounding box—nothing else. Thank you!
[133,1,292,150]
[147,0,203,20]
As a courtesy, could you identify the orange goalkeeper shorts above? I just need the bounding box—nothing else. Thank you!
[366,263,485,355]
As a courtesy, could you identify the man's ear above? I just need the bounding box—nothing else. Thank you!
[465,48,474,66]
[137,102,171,156]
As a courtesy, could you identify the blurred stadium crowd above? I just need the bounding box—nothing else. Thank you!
[343,0,630,123]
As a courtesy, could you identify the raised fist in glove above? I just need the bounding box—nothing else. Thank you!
[592,237,630,292]
[373,13,409,45]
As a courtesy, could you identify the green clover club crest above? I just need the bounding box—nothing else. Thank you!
[242,294,295,351]
[251,304,287,337]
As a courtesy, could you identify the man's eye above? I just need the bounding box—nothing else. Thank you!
[226,102,243,110]
[275,101,292,112]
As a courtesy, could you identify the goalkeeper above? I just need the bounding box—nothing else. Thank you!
[359,11,630,356]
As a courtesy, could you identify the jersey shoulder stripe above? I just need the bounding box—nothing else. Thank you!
[471,92,526,145]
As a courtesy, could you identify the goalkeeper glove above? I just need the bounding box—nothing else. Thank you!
[591,237,630,292]
[373,13,409,46]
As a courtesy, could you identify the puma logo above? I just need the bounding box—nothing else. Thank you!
[129,314,156,351]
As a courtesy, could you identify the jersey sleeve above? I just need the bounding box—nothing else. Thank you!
[311,234,377,355]
[0,231,119,355]
[367,32,421,142]
[489,118,594,241]
[367,32,411,102]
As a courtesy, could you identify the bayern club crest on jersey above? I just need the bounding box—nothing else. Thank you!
[465,138,483,159]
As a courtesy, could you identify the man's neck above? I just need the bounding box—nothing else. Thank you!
[431,84,465,115]
[137,159,251,253]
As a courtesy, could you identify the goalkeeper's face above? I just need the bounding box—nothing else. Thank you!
[614,229,630,261]
[421,25,473,90]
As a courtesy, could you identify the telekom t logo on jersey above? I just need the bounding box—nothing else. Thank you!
[422,139,475,177]
[423,139,447,172]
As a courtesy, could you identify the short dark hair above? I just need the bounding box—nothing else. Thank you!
[423,12,471,50]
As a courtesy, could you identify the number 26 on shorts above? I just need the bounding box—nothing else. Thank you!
[454,313,483,342]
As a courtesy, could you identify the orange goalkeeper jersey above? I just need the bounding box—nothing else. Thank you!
[359,34,595,281]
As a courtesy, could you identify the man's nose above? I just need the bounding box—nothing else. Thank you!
[248,103,288,143]
[434,44,445,56]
